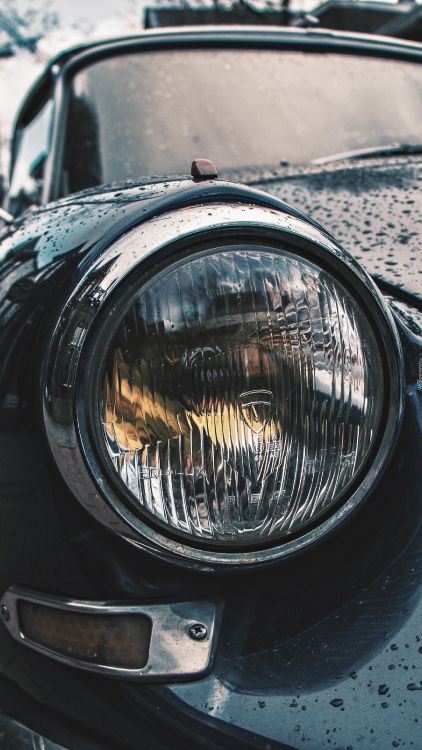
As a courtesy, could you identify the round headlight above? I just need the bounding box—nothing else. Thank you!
[95,244,383,548]
[44,200,402,568]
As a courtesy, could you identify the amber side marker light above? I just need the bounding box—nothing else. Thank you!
[19,600,152,669]
[0,587,219,680]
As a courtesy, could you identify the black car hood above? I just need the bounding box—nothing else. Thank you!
[2,154,420,305]
[225,153,422,304]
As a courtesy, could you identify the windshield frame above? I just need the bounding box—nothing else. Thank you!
[42,26,422,203]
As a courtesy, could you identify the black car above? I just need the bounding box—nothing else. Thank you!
[0,23,421,750]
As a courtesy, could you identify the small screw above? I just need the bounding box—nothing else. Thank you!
[189,623,208,641]
[1,605,9,622]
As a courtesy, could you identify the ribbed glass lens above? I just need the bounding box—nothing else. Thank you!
[99,246,383,547]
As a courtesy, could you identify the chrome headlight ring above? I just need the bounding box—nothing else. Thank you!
[43,202,403,570]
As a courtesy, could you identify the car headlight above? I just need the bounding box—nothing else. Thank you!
[44,201,403,568]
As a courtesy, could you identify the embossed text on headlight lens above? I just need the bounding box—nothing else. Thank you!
[99,247,383,547]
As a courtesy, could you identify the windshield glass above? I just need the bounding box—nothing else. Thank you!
[63,48,422,193]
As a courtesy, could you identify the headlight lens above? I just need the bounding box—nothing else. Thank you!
[97,244,383,548]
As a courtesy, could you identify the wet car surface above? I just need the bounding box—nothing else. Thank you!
[0,25,421,750]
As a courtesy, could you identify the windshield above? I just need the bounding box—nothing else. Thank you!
[62,48,422,193]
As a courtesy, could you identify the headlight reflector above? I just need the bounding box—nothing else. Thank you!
[97,245,383,548]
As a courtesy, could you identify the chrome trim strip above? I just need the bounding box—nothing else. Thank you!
[42,202,404,570]
[1,587,219,681]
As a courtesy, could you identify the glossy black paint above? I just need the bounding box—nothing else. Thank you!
[0,172,421,749]
[238,154,422,305]
[1,25,421,750]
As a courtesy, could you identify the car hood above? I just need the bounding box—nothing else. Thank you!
[225,153,422,304]
[1,155,420,307]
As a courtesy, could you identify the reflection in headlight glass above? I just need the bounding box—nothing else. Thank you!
[99,247,383,546]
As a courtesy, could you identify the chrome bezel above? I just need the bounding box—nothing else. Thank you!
[42,202,404,570]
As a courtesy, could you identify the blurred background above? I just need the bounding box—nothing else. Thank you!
[0,0,148,176]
